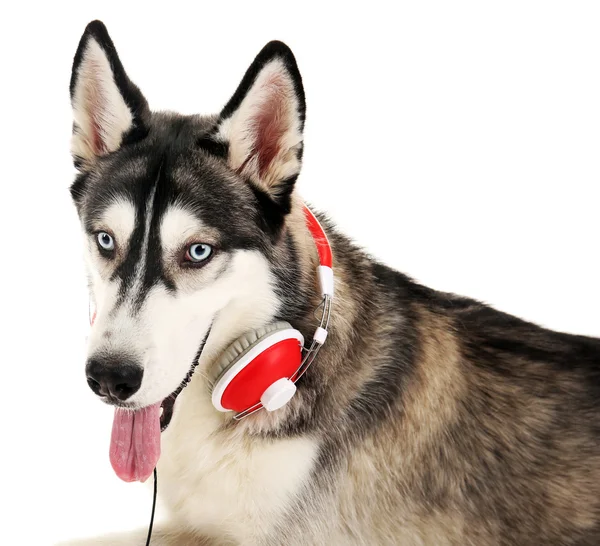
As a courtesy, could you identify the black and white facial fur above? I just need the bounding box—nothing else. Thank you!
[71,21,314,423]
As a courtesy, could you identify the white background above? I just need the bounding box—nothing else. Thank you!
[1,1,599,544]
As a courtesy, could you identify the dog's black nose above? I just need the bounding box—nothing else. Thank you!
[85,357,143,401]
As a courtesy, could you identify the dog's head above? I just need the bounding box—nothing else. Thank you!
[69,21,307,416]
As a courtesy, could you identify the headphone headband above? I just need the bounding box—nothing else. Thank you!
[304,206,332,268]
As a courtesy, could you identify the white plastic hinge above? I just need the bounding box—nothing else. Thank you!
[317,266,334,298]
[313,327,328,345]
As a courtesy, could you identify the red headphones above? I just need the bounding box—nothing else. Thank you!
[210,205,334,418]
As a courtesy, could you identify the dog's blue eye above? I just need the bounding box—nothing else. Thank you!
[97,232,115,251]
[186,243,212,263]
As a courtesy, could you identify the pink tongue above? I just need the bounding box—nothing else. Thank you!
[109,402,161,482]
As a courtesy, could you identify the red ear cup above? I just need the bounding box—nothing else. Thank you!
[211,326,304,413]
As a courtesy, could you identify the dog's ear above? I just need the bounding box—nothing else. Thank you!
[216,41,306,214]
[70,20,149,170]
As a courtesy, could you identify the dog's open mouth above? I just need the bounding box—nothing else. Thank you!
[108,328,211,483]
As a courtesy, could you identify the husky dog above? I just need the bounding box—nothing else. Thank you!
[63,20,600,546]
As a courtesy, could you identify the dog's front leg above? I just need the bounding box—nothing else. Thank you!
[55,525,234,546]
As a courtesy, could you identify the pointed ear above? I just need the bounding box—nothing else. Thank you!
[70,21,149,170]
[216,41,306,213]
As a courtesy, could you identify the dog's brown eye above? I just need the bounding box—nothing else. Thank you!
[184,243,213,263]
